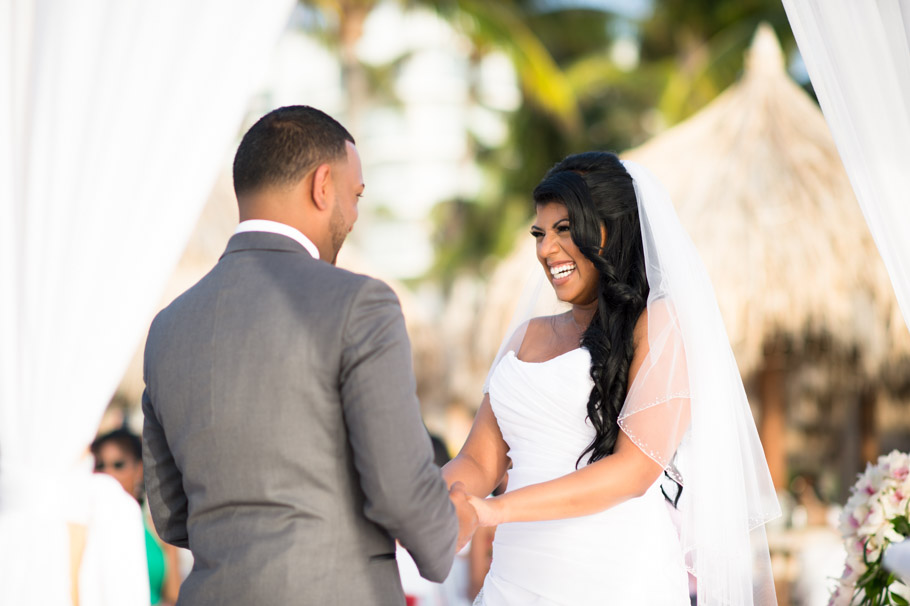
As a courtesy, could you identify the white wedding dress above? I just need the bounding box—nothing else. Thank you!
[476,347,690,606]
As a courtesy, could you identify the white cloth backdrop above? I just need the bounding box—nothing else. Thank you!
[0,1,294,604]
[782,0,910,332]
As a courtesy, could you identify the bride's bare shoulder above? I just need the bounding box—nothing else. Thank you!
[524,313,566,340]
[514,313,571,358]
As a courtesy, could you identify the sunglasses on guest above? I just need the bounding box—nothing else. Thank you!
[94,459,131,472]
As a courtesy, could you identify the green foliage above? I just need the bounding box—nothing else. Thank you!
[431,103,583,285]
[895,516,910,536]
[424,0,582,133]
[641,0,796,123]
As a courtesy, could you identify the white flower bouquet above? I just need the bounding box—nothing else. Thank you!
[830,450,910,606]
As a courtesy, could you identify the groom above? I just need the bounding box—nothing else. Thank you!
[142,106,474,605]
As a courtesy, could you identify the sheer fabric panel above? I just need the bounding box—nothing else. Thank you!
[782,0,910,331]
[0,1,293,603]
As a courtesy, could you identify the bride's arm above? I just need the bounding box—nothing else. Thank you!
[469,430,662,526]
[442,394,511,498]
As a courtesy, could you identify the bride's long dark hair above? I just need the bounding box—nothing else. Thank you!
[532,152,649,465]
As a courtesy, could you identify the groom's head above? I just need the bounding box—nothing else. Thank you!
[233,106,363,264]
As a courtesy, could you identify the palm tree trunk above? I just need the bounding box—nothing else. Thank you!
[338,2,371,135]
[759,338,787,490]
[860,385,878,464]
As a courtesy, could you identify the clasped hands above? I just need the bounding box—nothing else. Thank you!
[448,482,504,551]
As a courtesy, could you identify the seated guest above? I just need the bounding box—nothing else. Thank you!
[91,429,182,605]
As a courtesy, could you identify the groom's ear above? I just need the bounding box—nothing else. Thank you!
[310,163,333,211]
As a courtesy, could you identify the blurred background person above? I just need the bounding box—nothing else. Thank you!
[91,429,183,606]
[61,452,149,606]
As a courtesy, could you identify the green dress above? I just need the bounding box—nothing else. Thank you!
[144,518,167,605]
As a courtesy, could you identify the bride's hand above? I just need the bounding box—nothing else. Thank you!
[467,494,505,527]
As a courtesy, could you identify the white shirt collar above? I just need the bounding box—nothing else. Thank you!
[234,220,320,260]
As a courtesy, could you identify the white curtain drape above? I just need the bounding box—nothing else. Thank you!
[0,1,294,603]
[781,0,910,332]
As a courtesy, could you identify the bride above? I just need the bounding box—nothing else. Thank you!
[443,152,781,605]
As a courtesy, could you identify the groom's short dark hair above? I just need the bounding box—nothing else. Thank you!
[233,105,355,197]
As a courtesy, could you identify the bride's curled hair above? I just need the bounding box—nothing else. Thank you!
[533,152,649,465]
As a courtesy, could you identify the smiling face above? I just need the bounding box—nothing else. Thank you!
[531,202,600,305]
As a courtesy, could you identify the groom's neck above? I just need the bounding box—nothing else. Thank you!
[237,187,329,260]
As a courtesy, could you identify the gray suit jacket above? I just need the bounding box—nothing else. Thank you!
[142,231,457,605]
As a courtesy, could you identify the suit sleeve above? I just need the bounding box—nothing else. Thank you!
[141,329,190,549]
[339,278,458,582]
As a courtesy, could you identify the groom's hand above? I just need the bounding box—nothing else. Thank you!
[449,482,478,552]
